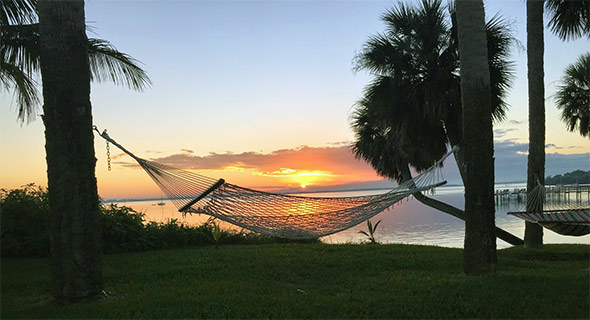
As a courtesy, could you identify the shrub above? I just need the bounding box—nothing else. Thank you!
[0,184,319,257]
[100,204,151,253]
[0,184,50,257]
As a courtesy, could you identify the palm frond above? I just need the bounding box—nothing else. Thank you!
[0,0,37,26]
[485,13,517,122]
[555,53,590,137]
[88,38,152,91]
[546,0,590,41]
[0,59,39,123]
[353,33,401,75]
[1,22,40,76]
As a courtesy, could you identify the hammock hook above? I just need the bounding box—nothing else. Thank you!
[93,125,111,171]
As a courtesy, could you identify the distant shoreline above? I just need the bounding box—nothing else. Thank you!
[103,180,530,203]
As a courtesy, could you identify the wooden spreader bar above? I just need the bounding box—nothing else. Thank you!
[178,178,225,213]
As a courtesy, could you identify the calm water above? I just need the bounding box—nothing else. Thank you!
[106,184,590,249]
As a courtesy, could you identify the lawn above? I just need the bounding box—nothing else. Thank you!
[2,243,588,318]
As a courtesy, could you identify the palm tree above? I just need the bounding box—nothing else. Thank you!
[38,0,102,301]
[555,52,590,138]
[523,0,590,247]
[1,0,151,123]
[547,0,589,138]
[2,0,150,301]
[455,0,496,275]
[546,0,590,41]
[351,0,523,246]
[524,0,545,249]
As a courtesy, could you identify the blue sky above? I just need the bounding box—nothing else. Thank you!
[1,0,588,198]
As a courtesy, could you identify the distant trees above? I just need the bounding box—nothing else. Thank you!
[546,170,590,185]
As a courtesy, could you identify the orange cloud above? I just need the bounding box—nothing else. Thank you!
[110,144,384,191]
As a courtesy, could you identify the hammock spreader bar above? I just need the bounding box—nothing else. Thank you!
[178,178,225,213]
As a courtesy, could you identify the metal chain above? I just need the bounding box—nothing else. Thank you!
[106,140,111,171]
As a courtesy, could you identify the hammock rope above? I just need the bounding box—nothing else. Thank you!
[507,182,590,236]
[94,127,453,239]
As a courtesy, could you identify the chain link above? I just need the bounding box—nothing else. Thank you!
[106,140,111,171]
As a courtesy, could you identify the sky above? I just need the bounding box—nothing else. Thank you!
[1,0,589,199]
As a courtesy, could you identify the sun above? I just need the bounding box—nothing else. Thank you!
[300,184,307,189]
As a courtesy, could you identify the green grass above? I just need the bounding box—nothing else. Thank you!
[2,243,589,319]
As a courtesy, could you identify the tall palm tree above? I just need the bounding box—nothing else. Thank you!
[547,0,589,138]
[555,52,590,138]
[38,0,102,301]
[455,0,496,275]
[525,0,545,249]
[1,0,151,123]
[523,0,589,247]
[352,0,513,178]
[351,0,523,246]
[2,0,150,301]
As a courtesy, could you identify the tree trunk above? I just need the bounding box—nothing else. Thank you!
[455,0,497,275]
[525,0,545,249]
[38,0,103,301]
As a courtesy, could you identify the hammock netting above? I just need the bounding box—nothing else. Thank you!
[507,183,590,236]
[96,128,449,239]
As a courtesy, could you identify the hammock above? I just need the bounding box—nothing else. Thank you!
[94,127,452,239]
[507,183,590,236]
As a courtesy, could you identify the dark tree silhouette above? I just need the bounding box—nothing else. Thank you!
[455,0,497,275]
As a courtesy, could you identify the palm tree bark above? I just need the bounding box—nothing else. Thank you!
[455,0,497,275]
[38,0,103,301]
[525,0,545,248]
[400,164,523,246]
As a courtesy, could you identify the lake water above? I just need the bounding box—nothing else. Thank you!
[106,184,590,249]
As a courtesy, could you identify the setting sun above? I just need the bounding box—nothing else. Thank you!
[249,168,339,190]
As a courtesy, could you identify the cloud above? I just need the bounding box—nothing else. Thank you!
[148,144,381,182]
[111,139,588,190]
[181,149,194,154]
[326,141,351,147]
[493,128,517,139]
[509,120,524,125]
[110,152,127,160]
[545,143,564,149]
[493,140,589,182]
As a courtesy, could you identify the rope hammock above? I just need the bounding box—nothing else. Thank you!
[94,127,452,239]
[507,183,590,236]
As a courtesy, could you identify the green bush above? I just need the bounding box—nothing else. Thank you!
[0,184,50,257]
[100,204,151,253]
[1,184,317,257]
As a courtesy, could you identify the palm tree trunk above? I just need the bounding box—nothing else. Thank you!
[455,0,497,275]
[38,0,103,301]
[525,0,545,248]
